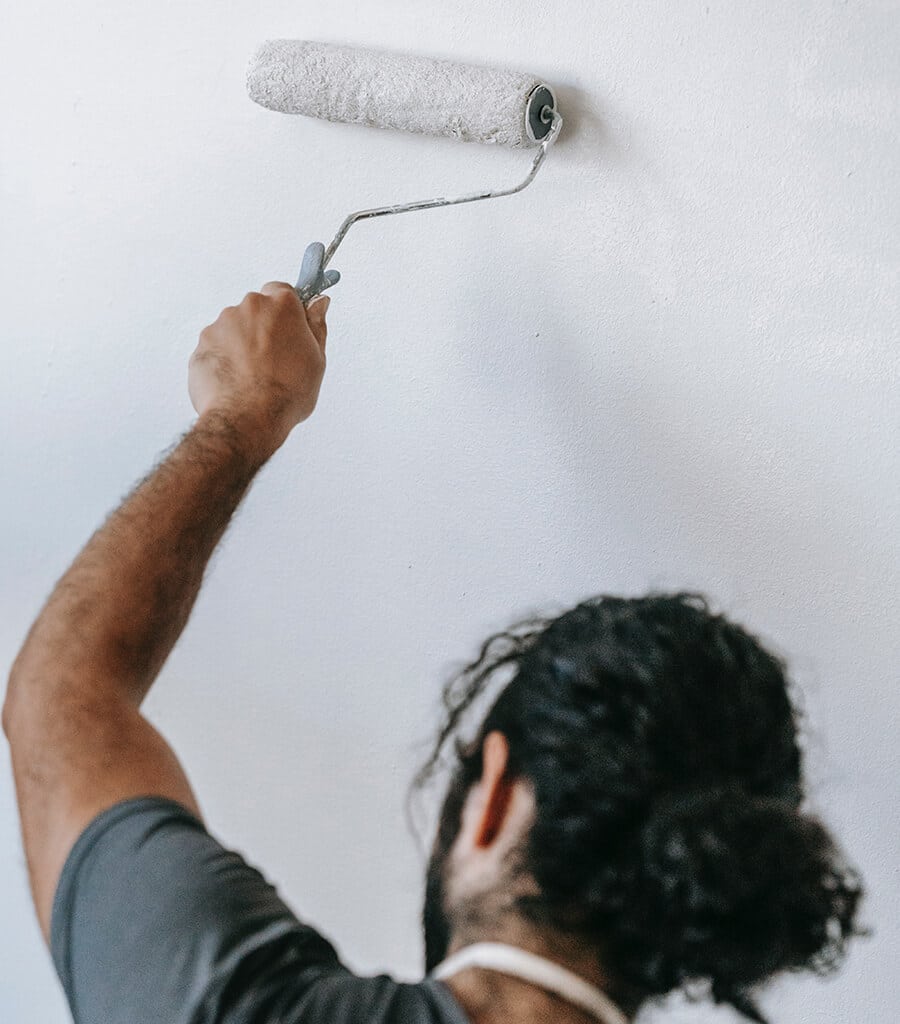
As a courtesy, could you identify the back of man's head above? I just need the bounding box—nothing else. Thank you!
[417,593,863,1022]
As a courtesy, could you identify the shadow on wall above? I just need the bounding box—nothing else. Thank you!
[451,86,878,673]
[552,82,620,165]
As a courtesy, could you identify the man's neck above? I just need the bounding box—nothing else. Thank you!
[437,932,628,1024]
[443,966,607,1024]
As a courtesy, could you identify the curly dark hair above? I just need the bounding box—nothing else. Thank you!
[415,593,864,1022]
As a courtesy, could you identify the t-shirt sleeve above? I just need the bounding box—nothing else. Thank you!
[49,796,348,1024]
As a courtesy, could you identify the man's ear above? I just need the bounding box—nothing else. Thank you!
[474,731,515,848]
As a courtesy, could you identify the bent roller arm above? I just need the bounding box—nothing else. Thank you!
[296,112,563,300]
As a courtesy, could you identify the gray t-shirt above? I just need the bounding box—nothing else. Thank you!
[50,796,469,1024]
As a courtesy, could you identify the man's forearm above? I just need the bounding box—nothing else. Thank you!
[6,412,270,716]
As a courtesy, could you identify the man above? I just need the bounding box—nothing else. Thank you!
[3,258,862,1024]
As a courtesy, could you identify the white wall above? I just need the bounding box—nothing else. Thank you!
[1,2,897,1020]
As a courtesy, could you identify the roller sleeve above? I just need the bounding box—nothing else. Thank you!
[247,40,551,148]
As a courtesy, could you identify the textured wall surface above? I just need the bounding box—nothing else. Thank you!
[1,2,897,1020]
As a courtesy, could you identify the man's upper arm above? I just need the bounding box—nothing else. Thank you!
[4,683,200,939]
[48,794,346,1024]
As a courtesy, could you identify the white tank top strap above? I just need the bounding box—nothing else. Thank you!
[430,942,629,1024]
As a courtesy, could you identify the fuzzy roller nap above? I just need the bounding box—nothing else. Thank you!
[247,40,558,148]
[246,40,563,299]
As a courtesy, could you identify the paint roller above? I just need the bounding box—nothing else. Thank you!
[246,40,563,300]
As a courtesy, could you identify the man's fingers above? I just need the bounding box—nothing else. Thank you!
[259,281,299,299]
[305,295,330,350]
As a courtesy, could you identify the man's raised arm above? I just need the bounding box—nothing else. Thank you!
[2,283,330,939]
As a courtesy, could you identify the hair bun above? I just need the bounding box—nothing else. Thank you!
[420,593,865,1021]
[627,784,860,1007]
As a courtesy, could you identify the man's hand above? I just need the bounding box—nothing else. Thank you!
[189,284,330,460]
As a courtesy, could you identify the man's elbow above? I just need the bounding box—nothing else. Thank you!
[3,662,25,738]
[3,651,42,740]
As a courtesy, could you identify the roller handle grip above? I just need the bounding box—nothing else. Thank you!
[295,241,341,303]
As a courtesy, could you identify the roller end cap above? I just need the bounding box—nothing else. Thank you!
[525,85,558,143]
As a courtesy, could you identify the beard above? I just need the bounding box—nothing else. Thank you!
[422,838,453,972]
[422,764,473,972]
